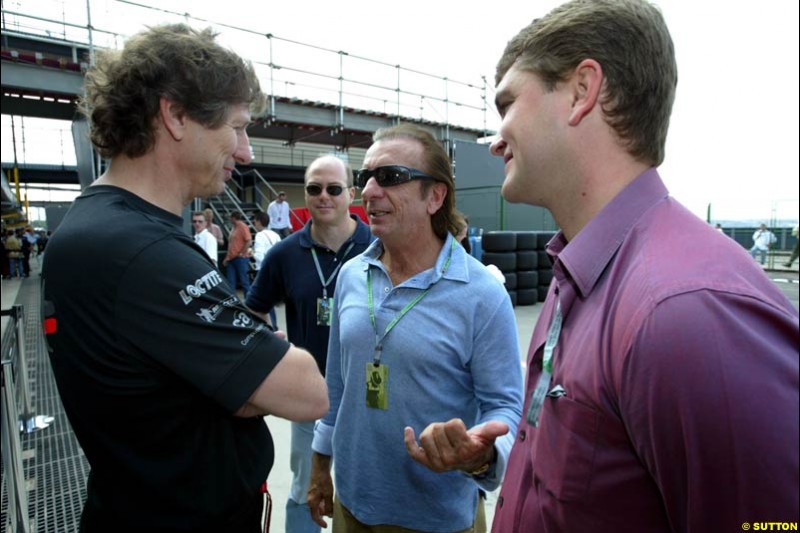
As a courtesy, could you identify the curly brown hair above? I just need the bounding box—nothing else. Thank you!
[496,0,677,166]
[80,24,265,159]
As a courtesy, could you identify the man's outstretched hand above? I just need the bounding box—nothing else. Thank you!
[404,418,508,473]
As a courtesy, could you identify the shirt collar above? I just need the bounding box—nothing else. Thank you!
[298,214,372,250]
[550,167,668,300]
[361,233,469,288]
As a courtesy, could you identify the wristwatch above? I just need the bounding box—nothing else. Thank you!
[468,447,496,477]
[469,461,491,476]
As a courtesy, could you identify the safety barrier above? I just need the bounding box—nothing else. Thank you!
[1,304,53,533]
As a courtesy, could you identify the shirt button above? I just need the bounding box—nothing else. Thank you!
[519,430,526,441]
[498,496,504,508]
[384,287,390,293]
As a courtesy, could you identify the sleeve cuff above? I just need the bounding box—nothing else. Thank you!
[472,431,514,492]
[311,420,335,456]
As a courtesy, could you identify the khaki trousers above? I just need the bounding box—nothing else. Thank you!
[332,494,486,533]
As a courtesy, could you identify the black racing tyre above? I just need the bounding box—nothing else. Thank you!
[483,252,517,273]
[517,288,538,306]
[537,285,551,302]
[517,250,537,271]
[538,269,554,286]
[504,272,517,290]
[515,231,538,251]
[482,231,517,252]
[507,289,517,307]
[537,250,552,269]
[517,270,539,289]
[535,231,557,250]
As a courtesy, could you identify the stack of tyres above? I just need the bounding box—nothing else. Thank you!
[534,231,557,303]
[481,231,517,306]
[514,232,539,306]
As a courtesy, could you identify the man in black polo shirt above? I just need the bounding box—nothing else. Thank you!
[42,24,328,532]
[246,155,372,533]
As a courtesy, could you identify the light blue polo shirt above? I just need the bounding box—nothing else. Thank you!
[312,233,523,532]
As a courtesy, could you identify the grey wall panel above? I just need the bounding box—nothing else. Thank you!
[452,140,558,233]
[453,140,505,189]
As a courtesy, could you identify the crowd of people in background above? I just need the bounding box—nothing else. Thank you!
[1,225,49,279]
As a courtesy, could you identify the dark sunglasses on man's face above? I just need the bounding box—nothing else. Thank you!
[305,184,345,197]
[355,165,435,189]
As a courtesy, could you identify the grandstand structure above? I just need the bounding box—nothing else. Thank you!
[1,2,492,231]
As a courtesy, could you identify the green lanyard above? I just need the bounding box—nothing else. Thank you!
[311,242,356,300]
[367,239,456,366]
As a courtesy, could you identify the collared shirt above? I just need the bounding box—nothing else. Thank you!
[246,215,373,372]
[267,200,291,230]
[492,169,799,532]
[313,233,523,532]
[194,228,218,265]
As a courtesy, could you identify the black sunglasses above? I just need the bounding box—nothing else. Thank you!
[355,165,435,188]
[305,184,345,197]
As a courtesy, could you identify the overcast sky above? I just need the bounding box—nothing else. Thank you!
[3,0,798,222]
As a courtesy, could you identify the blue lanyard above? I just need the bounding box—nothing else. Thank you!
[311,242,355,300]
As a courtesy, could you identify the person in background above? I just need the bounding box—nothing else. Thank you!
[247,154,372,533]
[41,24,328,531]
[204,207,225,248]
[488,0,799,531]
[251,211,281,328]
[5,229,23,279]
[223,211,253,294]
[268,191,293,238]
[192,210,218,265]
[308,125,523,532]
[749,223,776,265]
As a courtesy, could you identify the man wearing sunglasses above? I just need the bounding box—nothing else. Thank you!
[247,154,372,533]
[308,124,523,532]
[487,1,799,532]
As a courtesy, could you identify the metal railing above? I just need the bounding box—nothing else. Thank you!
[206,169,305,237]
[2,304,53,533]
[0,3,492,137]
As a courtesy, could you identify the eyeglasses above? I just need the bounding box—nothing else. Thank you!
[355,165,435,188]
[305,184,345,197]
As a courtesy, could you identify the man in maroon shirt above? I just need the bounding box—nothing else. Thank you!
[488,0,799,531]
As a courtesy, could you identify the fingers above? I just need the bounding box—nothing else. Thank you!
[404,426,431,468]
[308,490,332,528]
[406,419,507,472]
[468,420,510,443]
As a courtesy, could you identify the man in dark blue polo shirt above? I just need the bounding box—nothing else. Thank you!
[246,155,372,533]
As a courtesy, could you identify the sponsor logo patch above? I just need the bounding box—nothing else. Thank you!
[196,296,238,324]
[233,311,253,328]
[179,270,224,305]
